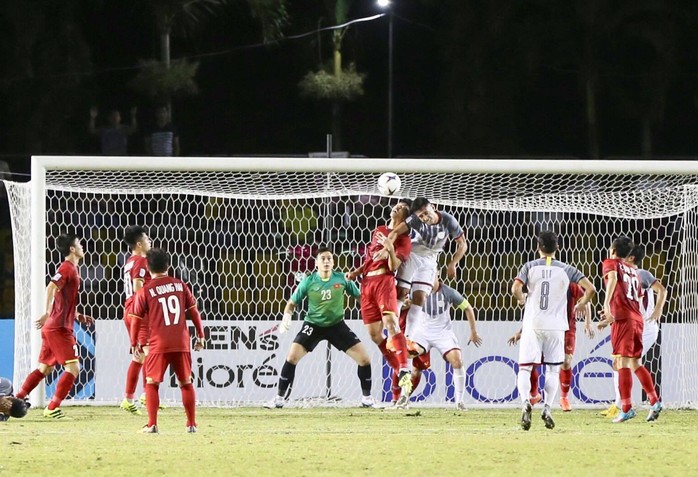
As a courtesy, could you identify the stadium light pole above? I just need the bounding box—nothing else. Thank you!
[377,0,393,158]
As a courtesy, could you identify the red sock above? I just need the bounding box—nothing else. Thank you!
[142,366,147,394]
[145,382,160,427]
[618,368,633,413]
[17,369,45,399]
[391,370,401,402]
[180,383,197,427]
[125,361,143,400]
[559,368,572,397]
[48,372,76,410]
[530,367,540,396]
[390,332,409,368]
[378,339,400,370]
[634,366,659,405]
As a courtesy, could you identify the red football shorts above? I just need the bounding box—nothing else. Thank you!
[144,352,192,384]
[39,328,79,366]
[564,327,576,355]
[611,318,644,359]
[360,275,398,324]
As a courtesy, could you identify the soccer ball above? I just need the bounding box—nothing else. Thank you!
[377,172,401,196]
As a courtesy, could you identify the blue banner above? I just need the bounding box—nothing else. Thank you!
[0,319,14,379]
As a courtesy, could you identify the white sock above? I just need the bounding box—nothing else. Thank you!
[517,366,532,404]
[543,364,560,407]
[613,370,621,407]
[453,366,466,404]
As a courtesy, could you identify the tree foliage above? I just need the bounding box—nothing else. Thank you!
[299,63,365,101]
[129,59,199,101]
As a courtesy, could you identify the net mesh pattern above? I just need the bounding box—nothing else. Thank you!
[5,182,31,389]
[6,167,698,408]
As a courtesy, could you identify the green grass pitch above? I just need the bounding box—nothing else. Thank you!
[2,406,697,476]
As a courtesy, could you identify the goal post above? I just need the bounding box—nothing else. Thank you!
[7,156,698,408]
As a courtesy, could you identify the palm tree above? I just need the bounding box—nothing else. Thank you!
[299,0,365,151]
[133,0,288,104]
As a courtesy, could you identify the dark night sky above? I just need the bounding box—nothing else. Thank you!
[75,0,442,157]
[3,0,698,177]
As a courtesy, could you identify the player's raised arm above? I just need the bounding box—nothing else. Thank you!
[385,221,408,243]
[376,230,402,271]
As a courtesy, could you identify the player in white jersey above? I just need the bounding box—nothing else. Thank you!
[601,244,667,418]
[511,231,596,431]
[385,197,467,341]
[406,278,482,409]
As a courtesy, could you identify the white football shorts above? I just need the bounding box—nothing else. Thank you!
[518,329,565,365]
[409,323,460,358]
[396,254,437,294]
[641,319,659,358]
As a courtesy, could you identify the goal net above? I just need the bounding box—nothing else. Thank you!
[6,157,698,409]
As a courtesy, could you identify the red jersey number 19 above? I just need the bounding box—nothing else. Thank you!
[158,295,181,326]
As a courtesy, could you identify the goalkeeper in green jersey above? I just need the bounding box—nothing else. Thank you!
[264,246,375,408]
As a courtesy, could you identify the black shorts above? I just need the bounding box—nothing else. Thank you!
[293,321,361,353]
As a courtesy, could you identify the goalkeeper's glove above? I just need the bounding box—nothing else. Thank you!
[279,313,292,334]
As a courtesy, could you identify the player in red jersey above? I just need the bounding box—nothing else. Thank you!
[597,236,663,423]
[559,282,594,411]
[120,226,152,415]
[346,199,413,408]
[130,248,205,433]
[15,234,93,419]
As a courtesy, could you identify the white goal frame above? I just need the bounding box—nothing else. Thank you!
[20,156,698,408]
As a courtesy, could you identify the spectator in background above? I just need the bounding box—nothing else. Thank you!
[89,106,138,155]
[145,106,180,156]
